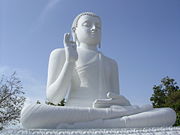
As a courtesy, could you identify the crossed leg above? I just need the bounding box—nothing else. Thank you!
[21,104,176,129]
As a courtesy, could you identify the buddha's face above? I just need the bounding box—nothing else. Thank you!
[75,15,101,46]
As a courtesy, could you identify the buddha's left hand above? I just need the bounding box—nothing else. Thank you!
[93,92,131,108]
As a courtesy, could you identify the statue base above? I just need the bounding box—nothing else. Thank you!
[1,127,180,135]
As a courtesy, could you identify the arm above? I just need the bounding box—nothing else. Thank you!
[46,33,78,104]
[110,60,120,95]
[93,59,130,108]
[109,60,131,106]
[46,49,75,104]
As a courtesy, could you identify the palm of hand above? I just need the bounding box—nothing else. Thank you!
[64,33,78,62]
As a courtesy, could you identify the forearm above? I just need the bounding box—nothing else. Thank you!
[46,61,75,104]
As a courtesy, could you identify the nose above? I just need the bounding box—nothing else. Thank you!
[91,25,97,32]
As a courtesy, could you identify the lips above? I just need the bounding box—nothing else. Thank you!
[90,31,97,35]
[90,33,97,38]
[86,30,99,38]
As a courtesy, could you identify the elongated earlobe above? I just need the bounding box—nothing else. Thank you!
[98,42,101,48]
[72,32,76,42]
[73,32,80,46]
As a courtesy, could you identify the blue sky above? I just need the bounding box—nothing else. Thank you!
[1,0,180,105]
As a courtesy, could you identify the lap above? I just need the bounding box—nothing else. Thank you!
[20,104,176,129]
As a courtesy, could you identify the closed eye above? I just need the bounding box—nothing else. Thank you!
[82,21,91,27]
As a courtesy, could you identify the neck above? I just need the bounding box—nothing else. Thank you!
[79,43,98,51]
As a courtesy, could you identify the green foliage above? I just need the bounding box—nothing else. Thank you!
[45,99,66,106]
[0,72,26,130]
[36,100,41,104]
[150,76,180,126]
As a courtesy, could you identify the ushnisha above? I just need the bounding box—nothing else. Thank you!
[20,12,176,129]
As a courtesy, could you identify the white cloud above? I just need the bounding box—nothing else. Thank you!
[39,0,60,22]
[0,66,46,102]
[46,0,61,9]
[30,0,62,32]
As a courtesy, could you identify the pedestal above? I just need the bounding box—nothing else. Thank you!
[1,127,180,135]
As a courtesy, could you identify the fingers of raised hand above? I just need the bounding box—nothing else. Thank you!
[64,33,76,48]
[64,33,71,47]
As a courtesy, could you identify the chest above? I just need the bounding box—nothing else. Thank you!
[75,49,98,67]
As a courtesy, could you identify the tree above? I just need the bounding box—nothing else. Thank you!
[150,76,180,126]
[45,98,66,106]
[0,72,26,130]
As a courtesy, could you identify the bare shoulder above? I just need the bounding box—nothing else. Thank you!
[48,48,66,68]
[49,48,66,64]
[50,48,65,57]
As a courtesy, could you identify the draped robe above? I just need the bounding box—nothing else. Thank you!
[66,48,119,107]
[20,48,176,129]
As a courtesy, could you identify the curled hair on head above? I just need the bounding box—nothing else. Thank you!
[71,12,101,47]
[71,12,100,32]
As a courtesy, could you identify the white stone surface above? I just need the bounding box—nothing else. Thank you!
[46,12,121,107]
[1,127,180,135]
[21,103,176,129]
[20,12,177,129]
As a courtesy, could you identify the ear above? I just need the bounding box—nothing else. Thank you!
[98,42,101,48]
[72,32,76,42]
[72,31,80,46]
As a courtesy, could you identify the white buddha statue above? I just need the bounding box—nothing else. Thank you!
[20,12,176,129]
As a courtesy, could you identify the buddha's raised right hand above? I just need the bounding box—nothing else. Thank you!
[64,33,78,62]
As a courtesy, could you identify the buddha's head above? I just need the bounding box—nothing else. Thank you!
[71,12,101,47]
